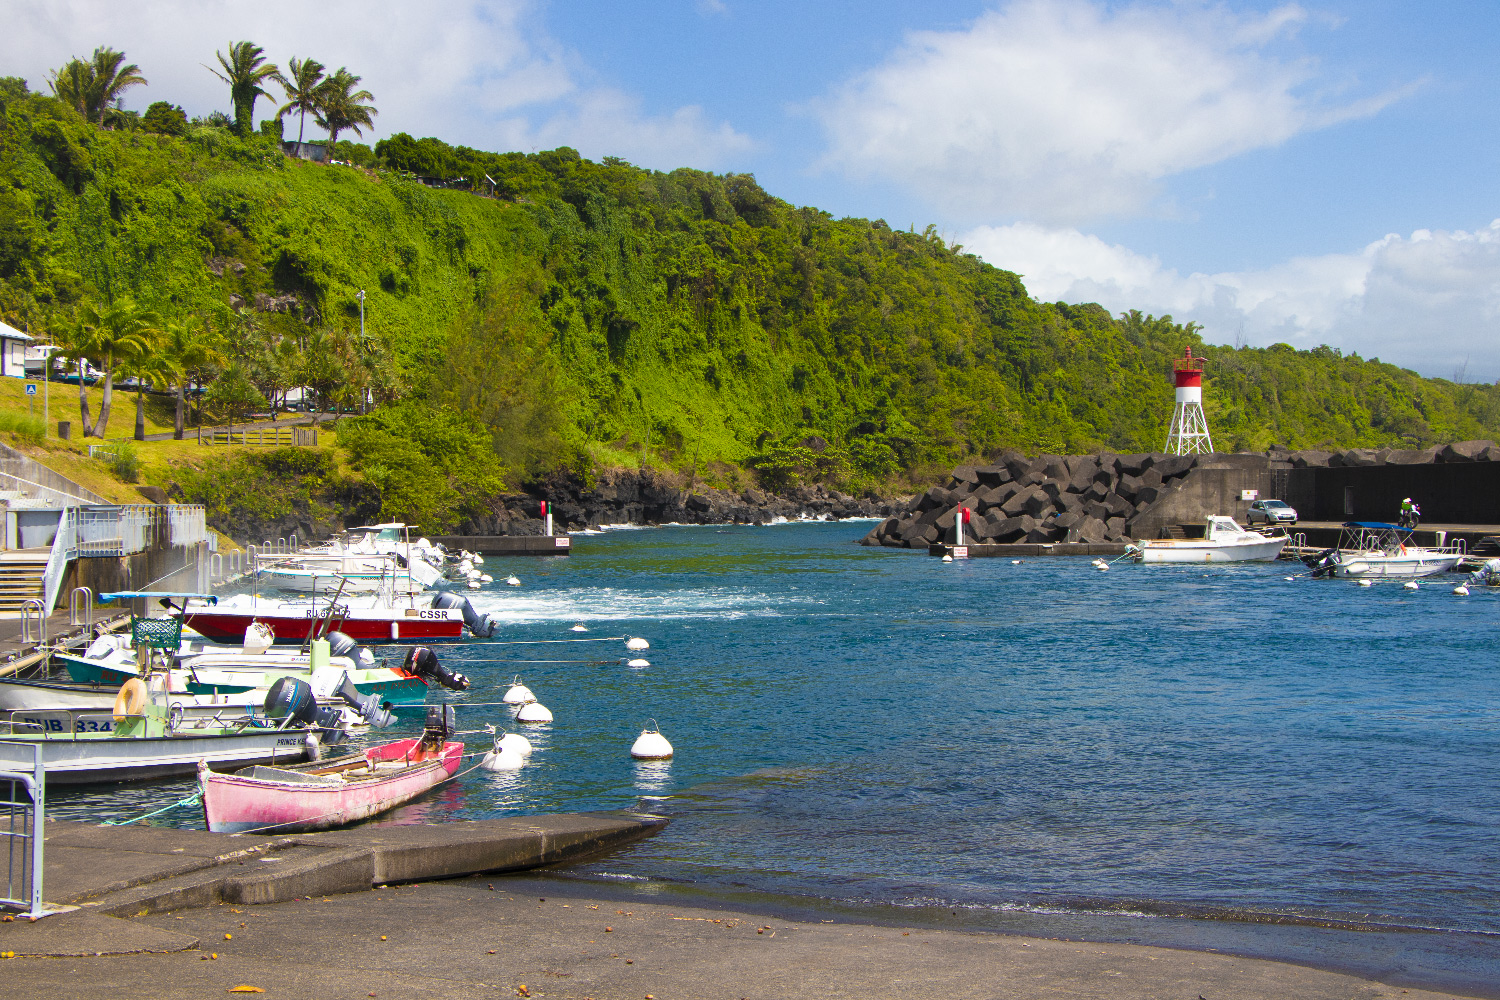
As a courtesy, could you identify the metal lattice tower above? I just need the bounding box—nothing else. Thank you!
[1164,347,1214,455]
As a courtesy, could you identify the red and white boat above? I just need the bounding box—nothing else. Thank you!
[199,730,465,833]
[173,591,496,644]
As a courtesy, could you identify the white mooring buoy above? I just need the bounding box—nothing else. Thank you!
[1454,585,1471,596]
[480,742,525,771]
[626,637,650,651]
[479,574,493,583]
[498,731,533,756]
[502,677,535,705]
[1284,576,1295,581]
[941,554,953,562]
[506,575,522,587]
[1404,581,1420,590]
[627,658,650,668]
[631,722,674,760]
[1095,562,1108,572]
[516,702,553,724]
[571,623,589,632]
[1011,559,1021,565]
[1357,579,1373,587]
[467,581,481,590]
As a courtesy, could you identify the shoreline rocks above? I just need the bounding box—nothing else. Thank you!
[458,467,905,535]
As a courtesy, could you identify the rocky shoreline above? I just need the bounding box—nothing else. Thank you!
[458,467,904,535]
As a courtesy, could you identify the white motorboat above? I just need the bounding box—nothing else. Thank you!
[1129,516,1287,564]
[256,524,446,594]
[1302,522,1465,579]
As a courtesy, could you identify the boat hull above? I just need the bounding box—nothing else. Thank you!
[178,608,466,644]
[54,654,430,705]
[1136,536,1287,563]
[1331,554,1463,579]
[0,727,313,784]
[200,738,463,833]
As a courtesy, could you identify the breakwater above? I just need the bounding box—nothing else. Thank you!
[863,439,1500,548]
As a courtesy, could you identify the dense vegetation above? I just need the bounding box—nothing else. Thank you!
[5,70,1500,528]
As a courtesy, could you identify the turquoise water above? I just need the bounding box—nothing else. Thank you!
[54,522,1500,994]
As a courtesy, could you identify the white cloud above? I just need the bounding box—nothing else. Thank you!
[963,221,1500,382]
[0,0,751,170]
[813,0,1404,225]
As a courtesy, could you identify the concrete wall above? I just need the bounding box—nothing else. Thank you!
[1298,463,1500,523]
[62,513,208,611]
[1128,454,1279,538]
[0,441,108,505]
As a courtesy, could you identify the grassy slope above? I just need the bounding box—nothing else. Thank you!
[5,87,1500,511]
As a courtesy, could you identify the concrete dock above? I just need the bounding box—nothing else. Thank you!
[0,811,666,957]
[430,535,572,556]
[928,541,1129,558]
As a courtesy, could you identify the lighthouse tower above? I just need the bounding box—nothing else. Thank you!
[1163,347,1213,455]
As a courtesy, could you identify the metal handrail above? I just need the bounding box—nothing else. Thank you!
[68,587,93,629]
[20,600,45,645]
[0,742,45,920]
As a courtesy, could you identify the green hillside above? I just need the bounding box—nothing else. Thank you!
[4,75,1500,503]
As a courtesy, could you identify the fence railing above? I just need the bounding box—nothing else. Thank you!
[40,504,209,611]
[199,426,317,447]
[0,743,46,920]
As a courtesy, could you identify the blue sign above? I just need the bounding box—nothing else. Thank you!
[24,384,35,396]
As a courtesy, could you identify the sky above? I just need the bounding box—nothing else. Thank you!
[4,0,1499,381]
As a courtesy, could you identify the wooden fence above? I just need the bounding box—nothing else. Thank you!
[198,426,318,447]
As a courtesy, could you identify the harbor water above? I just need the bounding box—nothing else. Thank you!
[52,521,1500,995]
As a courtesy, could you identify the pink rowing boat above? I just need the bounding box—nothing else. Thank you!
[199,734,464,834]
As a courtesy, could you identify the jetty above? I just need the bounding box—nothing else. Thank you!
[429,534,571,556]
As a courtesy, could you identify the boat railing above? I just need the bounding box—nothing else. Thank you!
[0,742,46,920]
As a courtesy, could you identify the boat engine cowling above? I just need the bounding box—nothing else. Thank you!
[424,703,457,742]
[326,631,361,660]
[1301,547,1338,579]
[264,676,319,726]
[403,646,469,691]
[429,591,498,638]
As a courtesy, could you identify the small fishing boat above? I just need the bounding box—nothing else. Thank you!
[172,590,495,643]
[1128,516,1287,564]
[0,675,327,784]
[199,706,464,833]
[1302,522,1465,579]
[255,524,448,594]
[58,632,438,704]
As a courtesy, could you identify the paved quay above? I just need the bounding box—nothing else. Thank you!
[0,878,1483,999]
[0,811,666,957]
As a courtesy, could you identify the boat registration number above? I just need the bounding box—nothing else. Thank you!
[402,609,451,619]
[276,736,305,747]
[20,714,112,733]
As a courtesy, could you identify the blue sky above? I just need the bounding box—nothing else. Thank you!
[6,0,1500,380]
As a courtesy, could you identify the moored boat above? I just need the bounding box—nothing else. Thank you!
[1302,522,1465,579]
[1129,516,1287,564]
[199,706,464,833]
[173,591,496,643]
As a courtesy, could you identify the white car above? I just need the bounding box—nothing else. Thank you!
[1247,498,1298,526]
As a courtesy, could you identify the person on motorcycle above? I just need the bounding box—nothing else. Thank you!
[1399,498,1420,529]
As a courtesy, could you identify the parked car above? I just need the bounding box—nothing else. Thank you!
[1247,498,1298,526]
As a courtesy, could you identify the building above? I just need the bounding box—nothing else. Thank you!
[0,320,33,378]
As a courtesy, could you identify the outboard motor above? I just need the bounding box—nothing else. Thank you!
[1301,547,1339,579]
[430,591,498,638]
[331,671,395,728]
[425,703,457,740]
[403,645,470,691]
[263,677,319,726]
[326,631,361,660]
[313,705,350,746]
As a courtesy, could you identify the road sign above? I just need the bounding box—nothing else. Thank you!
[24,384,35,396]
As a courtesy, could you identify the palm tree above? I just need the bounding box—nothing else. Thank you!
[207,41,279,137]
[315,68,377,151]
[275,57,325,145]
[48,47,146,124]
[162,317,225,439]
[75,297,160,438]
[121,346,182,441]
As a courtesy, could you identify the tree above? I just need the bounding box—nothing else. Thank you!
[204,364,265,431]
[141,101,187,136]
[315,68,377,150]
[274,56,325,145]
[162,317,225,439]
[207,41,278,137]
[74,297,159,437]
[120,344,181,441]
[48,47,146,124]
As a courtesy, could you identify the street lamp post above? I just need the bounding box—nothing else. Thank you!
[356,289,366,414]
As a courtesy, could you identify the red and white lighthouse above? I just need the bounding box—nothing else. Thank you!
[1163,347,1214,455]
